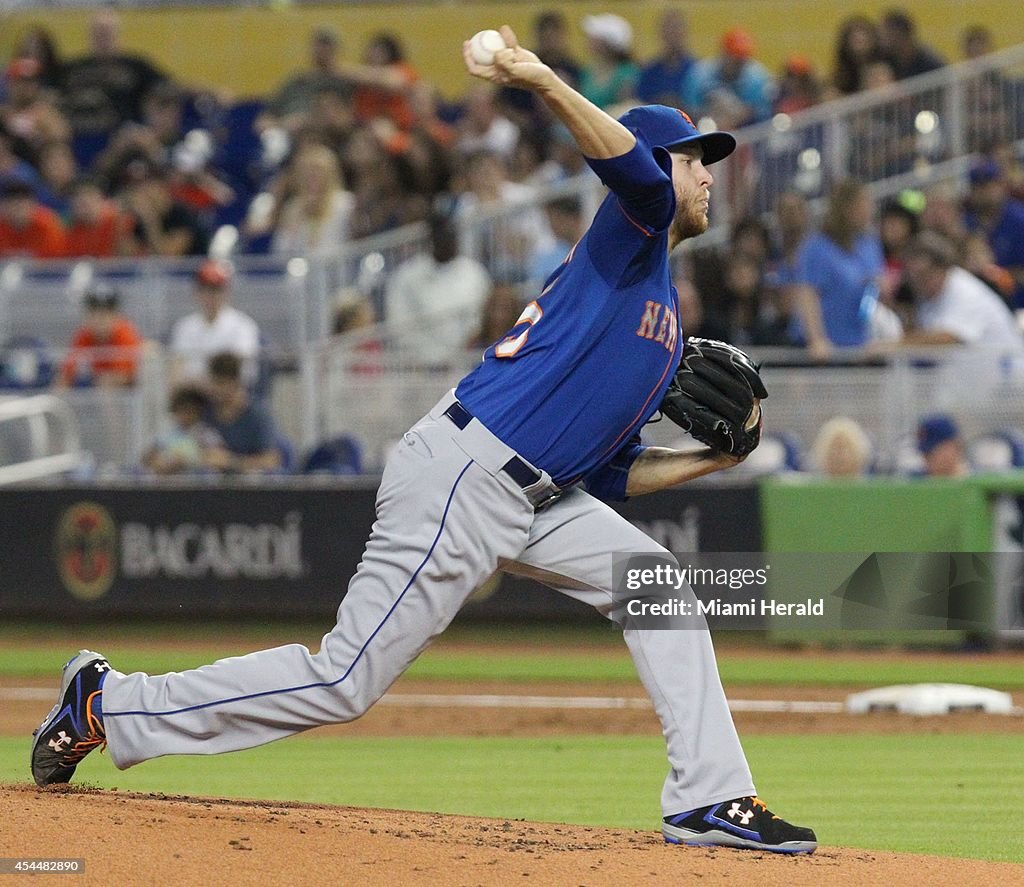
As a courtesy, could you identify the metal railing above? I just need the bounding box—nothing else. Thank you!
[331,43,1024,281]
[305,337,1024,474]
[0,345,165,473]
[0,395,82,485]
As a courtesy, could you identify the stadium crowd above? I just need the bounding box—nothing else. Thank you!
[0,8,1023,477]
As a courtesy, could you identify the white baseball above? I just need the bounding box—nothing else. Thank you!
[469,29,505,66]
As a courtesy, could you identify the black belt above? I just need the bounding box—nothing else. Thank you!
[443,401,542,487]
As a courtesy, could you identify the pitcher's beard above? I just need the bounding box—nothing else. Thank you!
[670,204,709,244]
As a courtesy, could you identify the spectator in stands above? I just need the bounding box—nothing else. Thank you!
[389,88,456,201]
[0,120,44,190]
[385,210,491,367]
[348,33,419,133]
[959,26,1014,152]
[578,14,639,110]
[879,9,944,80]
[767,190,810,292]
[635,9,695,108]
[897,231,1024,352]
[681,27,775,127]
[523,122,588,186]
[169,260,261,387]
[456,84,519,159]
[11,25,63,92]
[962,24,995,61]
[94,82,233,224]
[774,55,823,115]
[848,60,918,180]
[830,15,882,97]
[330,288,383,375]
[308,79,358,147]
[715,251,793,346]
[142,384,223,475]
[963,159,1024,308]
[534,11,582,87]
[0,58,71,166]
[791,179,884,357]
[57,284,143,388]
[332,289,377,337]
[456,148,555,283]
[879,192,923,318]
[63,175,129,258]
[262,26,354,134]
[116,157,210,257]
[202,351,283,474]
[59,9,168,135]
[530,195,583,290]
[917,414,969,477]
[809,417,873,477]
[496,11,581,132]
[920,181,967,242]
[989,145,1024,204]
[36,140,77,216]
[962,233,1016,301]
[270,143,354,257]
[341,128,426,239]
[0,174,64,258]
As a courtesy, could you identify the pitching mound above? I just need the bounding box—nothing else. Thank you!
[2,784,1016,886]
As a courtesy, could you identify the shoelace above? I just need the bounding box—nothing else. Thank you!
[63,736,106,765]
[60,689,107,765]
[750,797,780,820]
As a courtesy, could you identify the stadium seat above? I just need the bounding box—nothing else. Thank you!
[968,430,1024,471]
[0,336,55,389]
[302,435,363,475]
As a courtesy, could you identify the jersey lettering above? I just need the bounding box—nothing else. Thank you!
[636,301,662,339]
[495,301,543,358]
[637,301,678,353]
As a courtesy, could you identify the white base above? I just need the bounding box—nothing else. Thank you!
[846,683,1013,716]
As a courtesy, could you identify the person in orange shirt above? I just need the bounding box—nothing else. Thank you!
[0,175,65,257]
[348,33,419,131]
[63,176,130,258]
[58,285,143,387]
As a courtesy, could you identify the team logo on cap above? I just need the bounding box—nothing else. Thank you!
[677,109,695,127]
[55,502,117,601]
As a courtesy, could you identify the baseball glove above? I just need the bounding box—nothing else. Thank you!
[659,337,768,458]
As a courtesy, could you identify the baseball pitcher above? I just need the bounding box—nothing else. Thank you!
[32,25,815,855]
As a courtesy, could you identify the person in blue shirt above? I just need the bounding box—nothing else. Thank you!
[680,28,775,127]
[33,25,816,856]
[635,9,696,108]
[791,179,885,357]
[963,160,1024,309]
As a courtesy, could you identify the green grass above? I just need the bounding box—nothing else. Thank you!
[2,734,1020,863]
[1,644,1022,690]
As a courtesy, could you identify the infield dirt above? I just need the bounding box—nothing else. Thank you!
[4,784,1022,887]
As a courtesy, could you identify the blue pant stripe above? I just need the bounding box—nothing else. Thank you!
[105,462,474,719]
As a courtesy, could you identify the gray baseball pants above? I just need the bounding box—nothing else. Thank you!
[102,391,755,815]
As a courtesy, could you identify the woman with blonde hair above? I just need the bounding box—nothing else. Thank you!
[809,416,873,477]
[271,143,355,257]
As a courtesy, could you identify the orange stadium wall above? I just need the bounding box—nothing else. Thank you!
[2,1,1024,101]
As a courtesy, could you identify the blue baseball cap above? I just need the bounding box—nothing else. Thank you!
[618,105,736,165]
[969,159,1002,185]
[917,414,960,454]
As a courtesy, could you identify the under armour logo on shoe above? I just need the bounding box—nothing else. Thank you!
[48,731,72,752]
[94,662,110,672]
[727,802,754,825]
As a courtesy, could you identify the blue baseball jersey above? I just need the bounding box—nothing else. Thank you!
[456,134,683,494]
